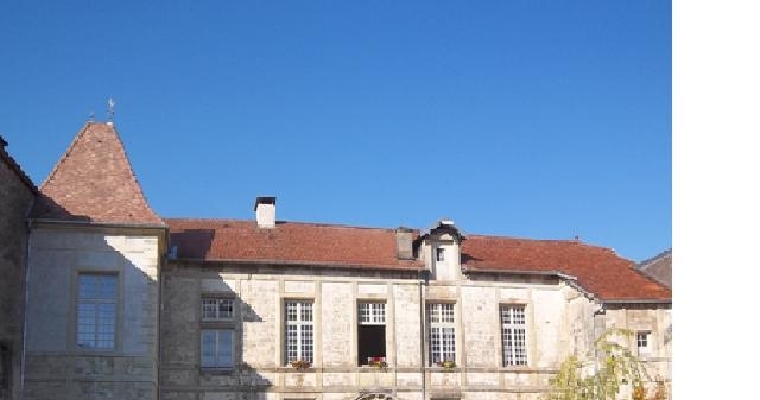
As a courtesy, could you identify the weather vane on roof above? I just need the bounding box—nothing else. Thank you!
[106,96,115,124]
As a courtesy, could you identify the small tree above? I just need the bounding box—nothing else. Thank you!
[545,328,660,400]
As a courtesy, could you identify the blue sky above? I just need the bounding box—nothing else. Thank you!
[0,1,671,261]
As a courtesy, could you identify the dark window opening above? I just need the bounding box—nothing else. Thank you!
[436,248,445,262]
[1,342,10,390]
[358,325,386,365]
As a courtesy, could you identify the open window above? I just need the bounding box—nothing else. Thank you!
[358,302,386,366]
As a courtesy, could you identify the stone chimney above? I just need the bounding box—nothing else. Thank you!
[395,227,414,260]
[254,196,276,229]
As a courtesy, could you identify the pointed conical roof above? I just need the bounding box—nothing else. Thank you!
[31,121,162,224]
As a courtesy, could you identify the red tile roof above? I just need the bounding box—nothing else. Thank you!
[461,236,671,301]
[31,122,162,224]
[166,218,671,301]
[166,218,421,269]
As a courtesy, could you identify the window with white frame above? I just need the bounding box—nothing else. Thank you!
[201,329,233,368]
[428,303,456,365]
[285,300,313,364]
[636,331,651,354]
[501,305,527,366]
[76,274,117,349]
[202,297,234,320]
[359,302,385,324]
[358,302,386,365]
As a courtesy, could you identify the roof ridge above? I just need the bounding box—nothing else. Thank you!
[107,122,158,220]
[637,248,672,266]
[39,121,95,190]
[163,217,407,232]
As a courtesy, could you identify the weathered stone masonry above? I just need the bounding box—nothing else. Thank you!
[0,137,36,400]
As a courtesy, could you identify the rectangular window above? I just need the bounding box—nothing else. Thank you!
[285,301,313,365]
[501,305,527,366]
[77,274,117,350]
[358,302,386,365]
[436,247,445,261]
[202,298,234,320]
[428,303,456,365]
[637,331,651,354]
[201,329,234,368]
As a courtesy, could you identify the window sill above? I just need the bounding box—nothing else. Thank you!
[200,367,235,375]
[72,347,118,355]
[201,318,235,323]
[285,367,315,372]
[499,365,533,373]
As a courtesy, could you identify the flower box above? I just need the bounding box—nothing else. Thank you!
[290,360,311,370]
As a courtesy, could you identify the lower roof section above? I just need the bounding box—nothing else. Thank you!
[164,217,671,302]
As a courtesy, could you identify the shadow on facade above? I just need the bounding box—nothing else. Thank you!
[24,225,159,400]
[161,228,273,399]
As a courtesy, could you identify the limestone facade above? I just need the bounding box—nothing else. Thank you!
[158,252,671,400]
[22,224,164,400]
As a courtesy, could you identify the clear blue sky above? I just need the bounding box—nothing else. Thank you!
[0,1,671,262]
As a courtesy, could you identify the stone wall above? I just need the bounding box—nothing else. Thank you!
[158,263,630,400]
[23,227,161,400]
[0,150,35,400]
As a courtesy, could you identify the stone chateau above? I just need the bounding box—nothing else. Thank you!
[0,120,671,400]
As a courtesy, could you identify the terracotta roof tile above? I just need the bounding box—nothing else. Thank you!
[166,218,671,301]
[166,218,421,269]
[461,236,671,301]
[31,122,161,224]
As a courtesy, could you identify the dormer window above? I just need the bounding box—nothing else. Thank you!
[436,247,445,262]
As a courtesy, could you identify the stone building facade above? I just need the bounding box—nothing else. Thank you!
[161,212,671,400]
[0,137,36,400]
[9,120,671,400]
[23,122,167,400]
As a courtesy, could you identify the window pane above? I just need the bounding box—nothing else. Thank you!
[301,324,313,363]
[99,276,117,299]
[218,299,234,318]
[217,330,234,367]
[78,274,117,350]
[286,302,298,322]
[201,331,217,368]
[301,303,313,322]
[501,305,527,366]
[78,276,98,299]
[202,299,217,319]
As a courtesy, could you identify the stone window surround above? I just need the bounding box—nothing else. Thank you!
[201,293,235,321]
[496,299,533,369]
[500,304,528,367]
[68,268,123,353]
[199,292,236,371]
[427,301,457,366]
[200,329,234,369]
[284,299,314,366]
